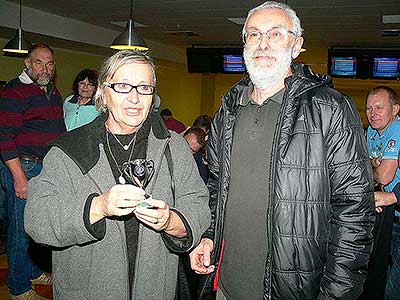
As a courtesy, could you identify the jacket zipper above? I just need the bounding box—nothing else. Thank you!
[265,87,290,300]
[200,96,230,297]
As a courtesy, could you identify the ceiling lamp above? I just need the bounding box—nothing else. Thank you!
[110,0,148,51]
[3,0,32,54]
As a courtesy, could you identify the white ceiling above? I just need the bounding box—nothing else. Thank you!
[1,0,400,55]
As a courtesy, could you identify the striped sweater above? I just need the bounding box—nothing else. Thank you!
[0,71,66,161]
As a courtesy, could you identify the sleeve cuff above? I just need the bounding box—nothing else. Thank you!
[160,208,193,253]
[2,151,19,162]
[83,193,106,239]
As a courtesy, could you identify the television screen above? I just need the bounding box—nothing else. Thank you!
[223,54,246,73]
[186,48,219,73]
[373,57,400,78]
[330,56,357,76]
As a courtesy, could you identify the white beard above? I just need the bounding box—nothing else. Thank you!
[244,46,293,90]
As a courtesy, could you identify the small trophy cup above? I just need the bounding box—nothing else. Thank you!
[121,159,155,208]
[121,159,154,188]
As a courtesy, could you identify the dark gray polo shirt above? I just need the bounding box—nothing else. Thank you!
[219,87,284,300]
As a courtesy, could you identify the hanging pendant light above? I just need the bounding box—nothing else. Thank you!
[3,0,32,54]
[110,0,148,51]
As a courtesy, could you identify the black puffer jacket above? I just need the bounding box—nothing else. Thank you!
[200,63,375,300]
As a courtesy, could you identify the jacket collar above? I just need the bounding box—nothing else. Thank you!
[223,62,332,113]
[49,108,170,174]
[19,70,34,84]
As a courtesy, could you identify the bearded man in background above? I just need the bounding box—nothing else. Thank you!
[0,44,65,300]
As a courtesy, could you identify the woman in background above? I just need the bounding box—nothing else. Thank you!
[63,69,100,131]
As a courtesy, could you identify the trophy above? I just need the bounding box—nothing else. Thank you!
[121,159,155,208]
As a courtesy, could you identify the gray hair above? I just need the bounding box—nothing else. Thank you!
[94,50,156,112]
[27,44,54,58]
[242,1,303,44]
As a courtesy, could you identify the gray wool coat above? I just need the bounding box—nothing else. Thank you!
[25,114,210,300]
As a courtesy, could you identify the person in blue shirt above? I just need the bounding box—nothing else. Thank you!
[364,86,400,300]
[63,69,100,131]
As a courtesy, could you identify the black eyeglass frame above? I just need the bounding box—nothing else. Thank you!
[103,82,156,95]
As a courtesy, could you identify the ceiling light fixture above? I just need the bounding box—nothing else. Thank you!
[3,0,32,54]
[383,15,400,24]
[110,0,148,51]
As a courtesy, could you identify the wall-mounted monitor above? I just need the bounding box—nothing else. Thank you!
[187,47,245,74]
[330,56,357,77]
[328,48,400,80]
[222,54,246,73]
[328,49,366,78]
[186,48,219,73]
[373,57,400,78]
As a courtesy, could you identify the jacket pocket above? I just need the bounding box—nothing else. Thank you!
[54,244,92,290]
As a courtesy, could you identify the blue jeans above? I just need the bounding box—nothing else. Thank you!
[385,222,400,300]
[0,159,8,242]
[0,159,44,295]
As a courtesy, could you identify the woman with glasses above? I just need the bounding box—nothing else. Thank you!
[63,68,100,131]
[25,50,210,300]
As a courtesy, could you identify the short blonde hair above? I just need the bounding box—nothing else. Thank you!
[367,86,399,106]
[94,50,156,112]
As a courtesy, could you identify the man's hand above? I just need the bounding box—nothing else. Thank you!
[374,191,398,213]
[370,157,381,169]
[13,173,28,199]
[189,238,215,274]
[5,158,29,199]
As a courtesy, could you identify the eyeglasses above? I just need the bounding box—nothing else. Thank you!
[104,82,155,95]
[32,60,56,70]
[245,26,297,46]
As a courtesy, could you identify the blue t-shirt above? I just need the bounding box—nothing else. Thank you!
[367,117,400,192]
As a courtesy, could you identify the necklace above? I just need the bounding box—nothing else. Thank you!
[109,130,137,151]
[106,130,137,184]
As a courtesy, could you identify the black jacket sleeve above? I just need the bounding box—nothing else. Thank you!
[202,105,224,242]
[319,94,375,299]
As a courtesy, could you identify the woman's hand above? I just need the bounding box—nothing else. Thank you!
[90,184,145,224]
[134,199,187,237]
[134,199,171,230]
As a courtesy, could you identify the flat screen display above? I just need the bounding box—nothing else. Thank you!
[186,48,219,73]
[373,57,400,78]
[223,54,246,73]
[330,56,357,76]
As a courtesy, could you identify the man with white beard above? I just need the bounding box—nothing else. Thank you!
[190,2,375,300]
[0,44,65,300]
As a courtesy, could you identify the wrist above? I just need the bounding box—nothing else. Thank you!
[90,195,105,224]
[162,211,173,232]
[12,170,27,182]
